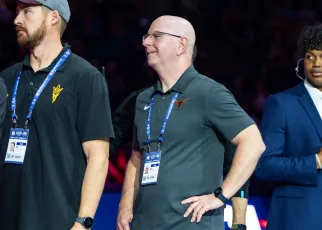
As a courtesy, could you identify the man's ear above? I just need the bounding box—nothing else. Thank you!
[50,10,60,26]
[177,37,189,56]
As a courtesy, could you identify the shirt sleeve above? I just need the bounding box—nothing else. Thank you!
[132,94,141,151]
[132,121,140,151]
[110,91,138,154]
[205,84,254,141]
[76,72,114,143]
[0,77,7,129]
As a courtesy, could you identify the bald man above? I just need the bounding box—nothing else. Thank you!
[117,16,265,230]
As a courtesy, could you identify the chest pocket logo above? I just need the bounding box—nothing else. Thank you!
[52,84,64,103]
[175,98,190,110]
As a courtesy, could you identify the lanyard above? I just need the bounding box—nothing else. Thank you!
[11,49,71,129]
[146,92,178,152]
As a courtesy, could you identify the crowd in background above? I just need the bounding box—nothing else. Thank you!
[0,0,321,195]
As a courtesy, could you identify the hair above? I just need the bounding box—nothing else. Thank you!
[60,20,67,37]
[192,44,197,63]
[297,24,322,54]
[41,6,67,37]
[11,142,15,146]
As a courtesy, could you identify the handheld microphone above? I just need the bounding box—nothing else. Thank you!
[295,58,304,81]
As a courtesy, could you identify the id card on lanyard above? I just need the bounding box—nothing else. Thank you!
[141,92,178,185]
[4,49,71,164]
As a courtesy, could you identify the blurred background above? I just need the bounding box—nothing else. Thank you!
[1,0,321,229]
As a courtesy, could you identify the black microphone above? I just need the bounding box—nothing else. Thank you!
[295,58,304,81]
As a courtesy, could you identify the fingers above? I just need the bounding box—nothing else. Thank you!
[196,206,208,223]
[191,204,203,222]
[117,222,123,230]
[183,195,212,223]
[183,200,200,218]
[123,222,130,230]
[117,220,130,230]
[191,202,209,223]
[181,196,199,204]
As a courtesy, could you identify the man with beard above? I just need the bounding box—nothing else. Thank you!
[0,78,6,140]
[0,0,114,230]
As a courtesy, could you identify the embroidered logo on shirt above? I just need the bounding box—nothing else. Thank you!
[144,105,150,110]
[52,84,63,103]
[175,98,190,110]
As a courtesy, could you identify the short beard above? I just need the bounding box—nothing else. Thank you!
[17,19,47,49]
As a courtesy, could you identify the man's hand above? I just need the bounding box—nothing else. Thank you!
[70,222,85,230]
[117,208,133,230]
[181,193,224,223]
[316,148,322,169]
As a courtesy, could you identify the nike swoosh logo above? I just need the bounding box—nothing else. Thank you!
[144,105,150,110]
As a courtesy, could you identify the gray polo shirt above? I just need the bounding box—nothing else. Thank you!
[132,65,254,230]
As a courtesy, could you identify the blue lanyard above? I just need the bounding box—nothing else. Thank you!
[146,92,178,152]
[11,49,71,128]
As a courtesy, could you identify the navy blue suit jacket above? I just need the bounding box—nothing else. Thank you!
[256,82,322,230]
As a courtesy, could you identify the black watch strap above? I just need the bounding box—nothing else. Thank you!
[214,187,229,204]
[76,216,94,229]
[231,224,247,230]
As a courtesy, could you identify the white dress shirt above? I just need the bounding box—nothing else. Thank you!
[304,79,322,119]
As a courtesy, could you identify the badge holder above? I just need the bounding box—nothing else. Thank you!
[4,115,30,164]
[141,143,162,185]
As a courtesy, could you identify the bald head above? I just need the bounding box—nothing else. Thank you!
[154,16,195,45]
[150,16,195,55]
[143,15,196,70]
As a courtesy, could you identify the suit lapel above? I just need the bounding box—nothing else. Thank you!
[298,83,322,140]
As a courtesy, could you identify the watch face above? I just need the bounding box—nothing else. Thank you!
[84,217,94,228]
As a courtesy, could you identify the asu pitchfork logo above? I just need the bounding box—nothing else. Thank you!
[52,84,63,103]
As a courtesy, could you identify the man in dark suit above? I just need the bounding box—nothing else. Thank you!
[0,78,6,140]
[255,24,322,230]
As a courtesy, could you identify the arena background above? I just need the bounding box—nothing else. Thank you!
[1,0,321,229]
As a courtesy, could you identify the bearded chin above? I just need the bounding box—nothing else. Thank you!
[17,22,47,49]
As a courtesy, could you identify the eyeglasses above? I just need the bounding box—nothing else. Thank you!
[142,31,182,43]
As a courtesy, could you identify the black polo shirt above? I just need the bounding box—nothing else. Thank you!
[0,44,114,230]
[131,65,254,230]
[110,87,148,155]
[0,77,6,139]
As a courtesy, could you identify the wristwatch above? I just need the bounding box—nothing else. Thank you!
[214,187,229,204]
[75,216,94,229]
[231,224,247,230]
